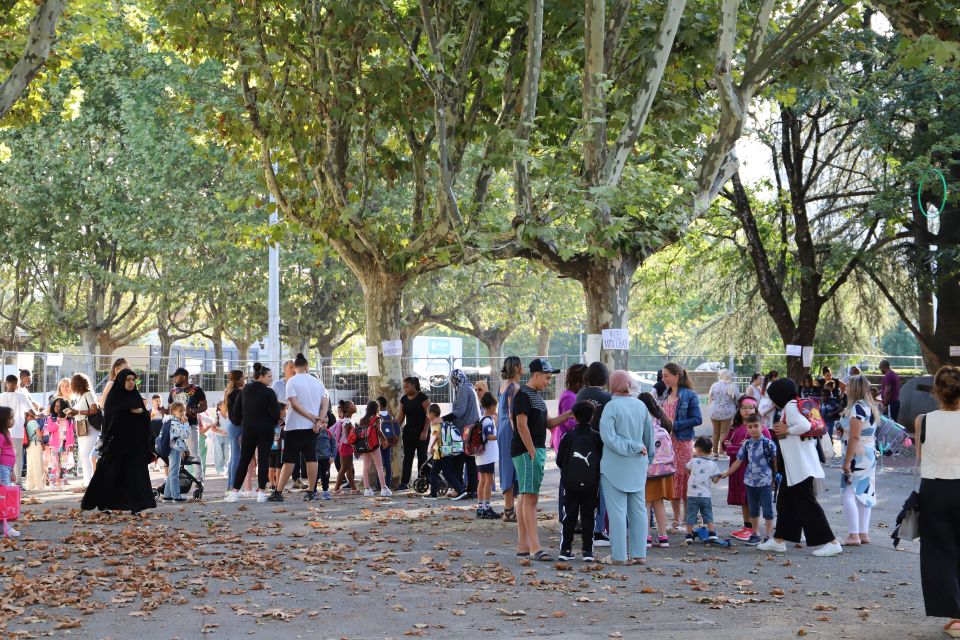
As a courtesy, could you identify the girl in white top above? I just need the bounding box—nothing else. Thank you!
[757,377,841,557]
[66,373,99,487]
[916,366,960,636]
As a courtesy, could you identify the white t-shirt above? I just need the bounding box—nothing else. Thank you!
[283,373,328,431]
[0,390,34,438]
[475,415,499,466]
[272,378,288,403]
[685,456,720,498]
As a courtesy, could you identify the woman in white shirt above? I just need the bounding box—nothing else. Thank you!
[67,373,99,487]
[916,366,960,636]
[757,378,842,557]
[707,370,738,458]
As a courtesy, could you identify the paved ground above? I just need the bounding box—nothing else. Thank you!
[0,440,938,640]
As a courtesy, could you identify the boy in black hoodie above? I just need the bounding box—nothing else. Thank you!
[557,401,604,561]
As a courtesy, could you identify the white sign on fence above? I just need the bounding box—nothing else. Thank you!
[365,346,381,377]
[381,340,403,357]
[951,346,960,357]
[601,329,630,351]
[785,344,802,357]
[46,353,63,367]
[16,352,34,371]
[802,346,814,368]
[585,334,603,363]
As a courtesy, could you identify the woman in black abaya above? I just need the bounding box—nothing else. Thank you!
[81,369,156,515]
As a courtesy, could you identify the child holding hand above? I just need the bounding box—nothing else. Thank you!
[715,414,777,545]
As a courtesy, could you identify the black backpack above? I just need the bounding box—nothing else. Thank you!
[562,431,601,491]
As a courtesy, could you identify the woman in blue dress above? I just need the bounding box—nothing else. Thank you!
[497,356,523,522]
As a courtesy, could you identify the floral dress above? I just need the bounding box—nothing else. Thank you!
[662,395,691,503]
[725,423,773,506]
[839,400,877,508]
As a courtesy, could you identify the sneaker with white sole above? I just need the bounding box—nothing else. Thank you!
[4,525,20,538]
[451,491,469,501]
[757,538,787,553]
[322,491,331,500]
[593,532,611,547]
[224,490,239,503]
[582,554,595,562]
[381,488,393,497]
[364,488,375,497]
[811,540,843,557]
[256,490,269,503]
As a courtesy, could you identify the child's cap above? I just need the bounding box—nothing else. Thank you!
[571,401,594,425]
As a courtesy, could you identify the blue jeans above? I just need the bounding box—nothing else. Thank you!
[381,446,393,488]
[746,484,775,521]
[594,486,607,534]
[0,465,11,485]
[210,434,230,475]
[164,449,182,499]
[685,496,715,527]
[227,420,243,489]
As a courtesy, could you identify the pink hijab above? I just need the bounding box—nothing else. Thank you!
[609,370,634,396]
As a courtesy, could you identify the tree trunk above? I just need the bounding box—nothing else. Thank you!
[80,330,98,378]
[580,256,638,370]
[536,324,551,357]
[158,331,174,376]
[213,331,225,376]
[235,340,252,364]
[359,271,405,413]
[482,337,505,394]
[0,0,67,120]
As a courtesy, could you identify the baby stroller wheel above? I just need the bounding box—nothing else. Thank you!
[413,477,430,494]
[193,488,203,501]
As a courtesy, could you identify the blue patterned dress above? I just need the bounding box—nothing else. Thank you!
[839,400,877,508]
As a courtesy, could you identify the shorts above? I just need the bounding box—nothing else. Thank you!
[746,484,775,521]
[269,450,282,468]
[512,448,546,495]
[282,429,318,464]
[685,496,714,527]
[477,462,495,474]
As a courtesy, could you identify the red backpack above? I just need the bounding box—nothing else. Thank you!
[796,398,826,439]
[349,417,380,454]
[462,417,490,457]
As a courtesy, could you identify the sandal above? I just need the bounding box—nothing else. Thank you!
[858,533,871,544]
[502,508,517,523]
[598,555,626,566]
[516,551,530,557]
[944,620,960,637]
[843,535,862,546]
[532,550,554,562]
[628,558,646,566]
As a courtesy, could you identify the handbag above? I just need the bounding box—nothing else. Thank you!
[0,484,21,524]
[892,417,923,546]
[76,419,89,437]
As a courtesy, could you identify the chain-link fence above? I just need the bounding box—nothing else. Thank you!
[1,350,926,408]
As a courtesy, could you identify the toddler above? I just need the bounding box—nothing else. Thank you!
[684,436,720,544]
[269,403,287,490]
[474,392,500,519]
[163,402,191,502]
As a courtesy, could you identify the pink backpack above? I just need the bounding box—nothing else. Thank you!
[647,423,676,479]
[0,484,21,523]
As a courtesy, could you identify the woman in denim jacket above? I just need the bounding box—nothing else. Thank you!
[659,363,703,531]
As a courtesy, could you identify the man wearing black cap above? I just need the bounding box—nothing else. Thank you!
[512,358,572,562]
[168,368,208,480]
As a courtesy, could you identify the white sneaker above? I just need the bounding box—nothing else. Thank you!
[381,488,393,497]
[256,490,268,503]
[812,541,843,557]
[757,538,787,553]
[4,526,20,538]
[364,488,375,497]
[224,490,239,503]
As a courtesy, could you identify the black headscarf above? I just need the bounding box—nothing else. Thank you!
[767,377,798,409]
[104,369,144,419]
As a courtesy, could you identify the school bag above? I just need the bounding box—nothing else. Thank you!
[462,417,489,457]
[647,424,676,479]
[561,431,602,491]
[746,437,777,471]
[155,418,172,459]
[439,421,464,457]
[795,398,826,439]
[349,417,380,454]
[380,413,400,447]
[0,484,21,526]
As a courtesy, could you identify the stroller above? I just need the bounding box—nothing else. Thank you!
[155,454,205,501]
[413,459,447,495]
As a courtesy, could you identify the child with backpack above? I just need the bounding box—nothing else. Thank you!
[163,402,191,502]
[314,417,336,500]
[332,400,358,493]
[716,413,778,545]
[820,382,843,440]
[0,407,21,537]
[24,411,46,491]
[269,403,287,491]
[353,401,391,498]
[639,392,675,548]
[684,437,720,544]
[556,401,604,561]
[425,404,466,500]
[723,396,771,541]
[472,392,500,519]
[377,396,400,491]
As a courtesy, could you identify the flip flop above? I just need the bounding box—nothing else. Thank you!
[532,550,554,562]
[516,551,530,557]
[944,620,960,637]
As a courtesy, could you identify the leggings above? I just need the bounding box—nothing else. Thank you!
[841,486,872,535]
[227,420,243,489]
[401,429,429,486]
[362,452,386,490]
[231,423,273,491]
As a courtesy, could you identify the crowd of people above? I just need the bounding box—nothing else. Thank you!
[4,352,960,637]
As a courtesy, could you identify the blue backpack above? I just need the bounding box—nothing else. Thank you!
[156,419,172,459]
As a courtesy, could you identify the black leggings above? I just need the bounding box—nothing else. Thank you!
[773,476,835,546]
[401,429,429,485]
[920,478,960,618]
[232,423,273,491]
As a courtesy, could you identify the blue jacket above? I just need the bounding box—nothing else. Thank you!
[316,428,336,459]
[665,387,702,441]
